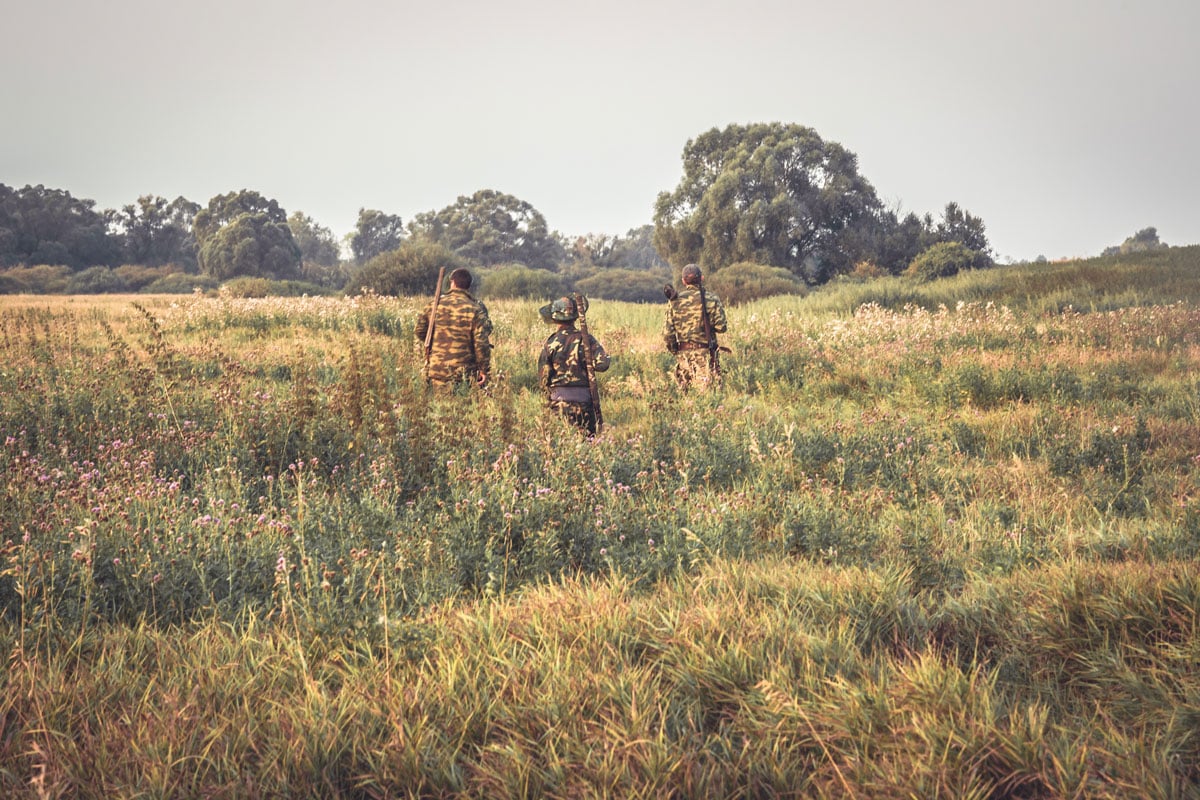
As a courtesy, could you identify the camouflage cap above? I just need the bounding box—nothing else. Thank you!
[539,296,578,323]
[682,264,702,284]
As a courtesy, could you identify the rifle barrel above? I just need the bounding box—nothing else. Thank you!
[424,266,447,371]
[574,293,603,434]
[697,280,720,373]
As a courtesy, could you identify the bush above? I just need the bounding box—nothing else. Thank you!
[573,268,671,303]
[706,262,807,305]
[906,242,989,282]
[142,272,220,294]
[221,277,273,298]
[66,266,128,294]
[300,260,351,290]
[272,280,331,297]
[115,264,177,291]
[346,240,468,297]
[843,260,890,282]
[0,264,71,293]
[480,264,567,300]
[221,277,329,298]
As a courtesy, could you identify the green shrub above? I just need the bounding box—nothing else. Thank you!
[299,259,351,289]
[66,266,128,294]
[273,279,331,297]
[346,240,468,297]
[142,272,220,294]
[706,262,807,305]
[573,268,671,303]
[480,264,567,300]
[115,264,177,291]
[220,277,328,298]
[906,241,989,282]
[0,264,71,293]
[221,276,273,298]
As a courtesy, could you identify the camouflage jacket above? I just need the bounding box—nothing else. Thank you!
[663,286,728,351]
[538,326,610,392]
[415,287,493,384]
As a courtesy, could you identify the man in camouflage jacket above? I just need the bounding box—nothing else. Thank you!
[663,264,728,390]
[414,268,493,390]
[538,296,610,436]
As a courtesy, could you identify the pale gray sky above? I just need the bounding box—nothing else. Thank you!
[3,0,1197,262]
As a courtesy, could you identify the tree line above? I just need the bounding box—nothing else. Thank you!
[1,122,1016,299]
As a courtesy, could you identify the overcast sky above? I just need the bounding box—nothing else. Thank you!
[3,0,1197,262]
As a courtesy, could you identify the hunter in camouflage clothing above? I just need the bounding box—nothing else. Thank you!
[538,296,610,436]
[414,268,493,390]
[663,264,728,390]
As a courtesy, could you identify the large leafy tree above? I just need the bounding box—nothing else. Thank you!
[349,208,405,264]
[843,206,932,275]
[568,233,617,269]
[288,211,341,267]
[112,195,200,270]
[0,183,120,269]
[193,190,301,281]
[569,225,667,272]
[934,202,991,261]
[408,189,564,271]
[653,123,883,283]
[845,200,992,275]
[607,225,668,271]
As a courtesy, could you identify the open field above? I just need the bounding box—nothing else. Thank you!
[2,251,1200,796]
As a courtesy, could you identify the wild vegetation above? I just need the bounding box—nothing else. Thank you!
[1,248,1199,797]
[2,122,1000,300]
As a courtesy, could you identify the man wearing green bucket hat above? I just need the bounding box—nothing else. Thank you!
[538,295,610,436]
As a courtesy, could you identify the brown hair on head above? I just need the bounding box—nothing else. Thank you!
[449,268,472,289]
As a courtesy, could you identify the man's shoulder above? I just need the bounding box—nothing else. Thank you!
[452,288,485,307]
[547,328,577,344]
[446,290,485,311]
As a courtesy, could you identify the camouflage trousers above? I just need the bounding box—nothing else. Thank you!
[673,350,721,391]
[427,369,483,395]
[549,399,600,436]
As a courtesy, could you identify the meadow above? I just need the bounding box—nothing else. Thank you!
[1,247,1199,797]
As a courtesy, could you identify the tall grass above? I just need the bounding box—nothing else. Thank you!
[2,249,1200,795]
[2,563,1196,797]
[806,244,1200,316]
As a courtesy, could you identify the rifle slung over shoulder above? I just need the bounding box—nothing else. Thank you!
[574,292,603,434]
